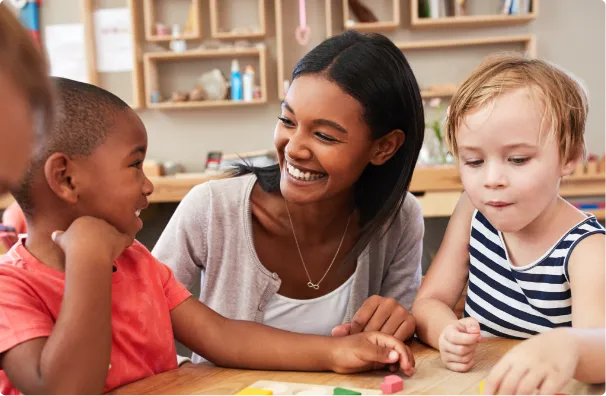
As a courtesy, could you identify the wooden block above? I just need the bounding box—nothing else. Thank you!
[235,388,273,395]
[380,375,403,394]
[247,381,380,395]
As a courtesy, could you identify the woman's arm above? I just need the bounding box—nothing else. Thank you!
[412,192,475,348]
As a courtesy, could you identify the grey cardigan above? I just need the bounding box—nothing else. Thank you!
[152,175,424,362]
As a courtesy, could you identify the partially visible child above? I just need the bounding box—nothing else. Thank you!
[0,78,415,395]
[412,53,605,395]
[0,4,53,211]
[1,203,26,250]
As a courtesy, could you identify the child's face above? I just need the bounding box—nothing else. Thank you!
[0,73,35,196]
[72,110,154,239]
[456,88,576,233]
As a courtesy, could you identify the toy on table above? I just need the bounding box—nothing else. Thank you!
[235,380,381,395]
[379,375,403,394]
[10,0,41,44]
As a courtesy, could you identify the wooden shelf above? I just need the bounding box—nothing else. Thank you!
[421,86,458,99]
[345,20,399,32]
[144,46,268,109]
[410,0,539,29]
[145,47,263,61]
[209,0,266,40]
[343,0,400,32]
[146,33,200,43]
[588,209,605,221]
[148,98,267,110]
[143,0,202,42]
[413,14,536,29]
[396,34,535,52]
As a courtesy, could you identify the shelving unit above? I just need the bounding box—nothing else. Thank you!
[209,0,266,40]
[143,47,268,109]
[343,0,400,32]
[396,34,536,55]
[142,0,202,42]
[410,0,539,29]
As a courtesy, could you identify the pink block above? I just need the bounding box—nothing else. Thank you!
[380,375,403,394]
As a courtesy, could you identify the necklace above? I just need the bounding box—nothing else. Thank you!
[284,201,352,290]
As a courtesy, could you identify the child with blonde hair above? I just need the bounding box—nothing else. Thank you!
[413,53,604,395]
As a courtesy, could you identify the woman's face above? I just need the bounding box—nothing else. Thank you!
[274,75,376,205]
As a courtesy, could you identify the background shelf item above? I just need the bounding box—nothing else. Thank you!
[143,0,202,42]
[143,47,268,109]
[410,0,539,29]
[209,0,266,40]
[81,0,145,109]
[343,0,400,32]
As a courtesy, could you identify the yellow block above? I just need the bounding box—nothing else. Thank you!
[235,388,273,395]
[479,380,485,395]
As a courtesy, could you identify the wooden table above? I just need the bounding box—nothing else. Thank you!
[108,339,604,395]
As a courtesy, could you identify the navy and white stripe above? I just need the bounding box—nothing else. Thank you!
[463,210,604,339]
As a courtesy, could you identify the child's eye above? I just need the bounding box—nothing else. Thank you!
[131,160,143,169]
[510,157,530,165]
[464,159,483,167]
[315,132,338,143]
[278,116,295,127]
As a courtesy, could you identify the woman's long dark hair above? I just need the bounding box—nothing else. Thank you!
[236,30,424,260]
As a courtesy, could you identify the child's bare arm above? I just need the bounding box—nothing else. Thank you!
[483,232,605,394]
[171,297,415,375]
[0,217,131,394]
[568,232,605,383]
[412,193,474,348]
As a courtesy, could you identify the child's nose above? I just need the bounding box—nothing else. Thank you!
[142,175,154,196]
[483,163,508,189]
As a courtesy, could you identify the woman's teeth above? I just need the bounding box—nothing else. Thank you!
[135,210,141,217]
[286,163,326,181]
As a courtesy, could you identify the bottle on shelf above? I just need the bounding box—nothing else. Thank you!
[243,65,255,101]
[230,59,243,101]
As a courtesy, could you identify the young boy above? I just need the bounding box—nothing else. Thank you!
[0,78,415,395]
[0,4,53,207]
[412,53,605,395]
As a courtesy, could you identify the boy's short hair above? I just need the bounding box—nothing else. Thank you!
[445,52,588,163]
[0,4,54,138]
[13,77,130,216]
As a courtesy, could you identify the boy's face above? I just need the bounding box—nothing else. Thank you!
[456,87,577,233]
[73,109,154,239]
[0,73,35,196]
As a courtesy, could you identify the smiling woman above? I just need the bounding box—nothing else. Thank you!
[153,30,426,365]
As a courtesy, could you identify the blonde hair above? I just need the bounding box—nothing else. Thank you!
[445,52,588,164]
[0,3,54,137]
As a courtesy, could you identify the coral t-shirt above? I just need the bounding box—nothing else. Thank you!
[0,240,191,395]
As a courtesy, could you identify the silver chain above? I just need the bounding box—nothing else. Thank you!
[284,201,352,290]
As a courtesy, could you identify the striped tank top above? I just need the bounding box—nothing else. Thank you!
[463,209,605,339]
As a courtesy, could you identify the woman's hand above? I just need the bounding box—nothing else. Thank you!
[332,295,415,341]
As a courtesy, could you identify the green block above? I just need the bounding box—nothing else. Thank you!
[333,387,361,395]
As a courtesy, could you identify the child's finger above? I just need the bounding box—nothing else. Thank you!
[443,341,476,356]
[538,372,569,395]
[446,329,482,345]
[442,351,474,364]
[445,359,476,373]
[515,366,548,395]
[496,365,529,396]
[483,362,511,395]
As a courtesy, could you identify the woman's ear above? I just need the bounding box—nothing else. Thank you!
[44,153,79,205]
[370,129,406,166]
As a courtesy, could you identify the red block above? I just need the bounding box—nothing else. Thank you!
[380,375,403,394]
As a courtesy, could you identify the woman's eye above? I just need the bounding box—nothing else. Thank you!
[315,132,338,142]
[278,116,295,127]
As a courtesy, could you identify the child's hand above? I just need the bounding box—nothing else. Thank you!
[482,329,579,395]
[331,331,415,376]
[438,317,482,372]
[52,216,132,263]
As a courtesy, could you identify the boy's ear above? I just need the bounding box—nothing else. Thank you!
[43,153,79,205]
[561,150,583,177]
[370,129,406,166]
